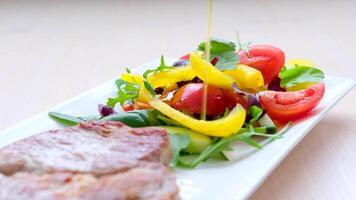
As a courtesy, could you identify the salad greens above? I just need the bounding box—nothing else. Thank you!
[198,38,239,70]
[48,112,85,126]
[280,66,324,88]
[179,123,290,168]
[48,36,326,169]
[107,79,140,108]
[168,133,190,167]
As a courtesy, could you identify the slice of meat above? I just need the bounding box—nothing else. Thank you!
[0,163,179,200]
[0,121,171,176]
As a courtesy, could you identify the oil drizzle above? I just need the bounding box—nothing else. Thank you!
[201,0,212,120]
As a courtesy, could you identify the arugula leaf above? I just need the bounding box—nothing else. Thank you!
[48,112,83,126]
[107,79,140,107]
[198,38,239,70]
[125,67,131,73]
[143,80,156,96]
[258,114,277,133]
[143,55,173,78]
[187,123,291,168]
[280,66,324,88]
[168,133,190,167]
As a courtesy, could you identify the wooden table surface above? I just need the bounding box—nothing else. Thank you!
[0,1,355,199]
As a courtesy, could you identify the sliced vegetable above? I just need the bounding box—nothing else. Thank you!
[239,45,285,84]
[259,83,325,122]
[149,99,246,137]
[148,66,195,88]
[162,126,212,154]
[190,52,235,89]
[285,59,315,69]
[170,83,234,117]
[121,66,195,89]
[223,64,264,91]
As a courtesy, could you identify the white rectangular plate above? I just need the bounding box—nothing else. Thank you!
[0,58,355,200]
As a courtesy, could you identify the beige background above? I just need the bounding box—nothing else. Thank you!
[0,0,355,199]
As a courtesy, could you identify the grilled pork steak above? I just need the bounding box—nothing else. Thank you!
[0,121,171,175]
[0,162,179,200]
[0,121,179,200]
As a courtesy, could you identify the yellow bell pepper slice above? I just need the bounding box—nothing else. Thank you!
[285,59,316,69]
[148,66,195,88]
[285,59,317,91]
[121,66,195,88]
[223,64,264,91]
[190,52,235,89]
[149,99,246,137]
[121,73,143,84]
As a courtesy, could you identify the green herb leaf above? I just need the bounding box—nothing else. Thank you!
[107,79,140,107]
[143,55,173,78]
[48,112,84,126]
[186,123,291,168]
[198,38,240,70]
[280,66,324,88]
[258,114,277,134]
[248,105,263,125]
[125,67,131,73]
[168,133,190,167]
[211,51,239,70]
[143,80,156,97]
[101,109,163,127]
[198,38,236,54]
[236,31,251,52]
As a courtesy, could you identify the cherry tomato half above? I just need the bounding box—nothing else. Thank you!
[258,83,325,122]
[239,45,285,85]
[170,83,246,117]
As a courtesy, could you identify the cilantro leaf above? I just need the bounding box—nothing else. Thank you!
[198,38,236,54]
[198,38,239,70]
[168,133,190,167]
[236,31,251,52]
[211,51,239,70]
[280,66,324,88]
[107,79,140,107]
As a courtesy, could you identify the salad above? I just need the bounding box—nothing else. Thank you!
[49,37,325,168]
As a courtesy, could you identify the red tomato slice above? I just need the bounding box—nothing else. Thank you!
[122,104,134,112]
[239,45,285,84]
[180,53,190,60]
[258,83,325,122]
[170,83,246,117]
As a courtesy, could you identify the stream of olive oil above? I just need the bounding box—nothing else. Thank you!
[201,0,212,120]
